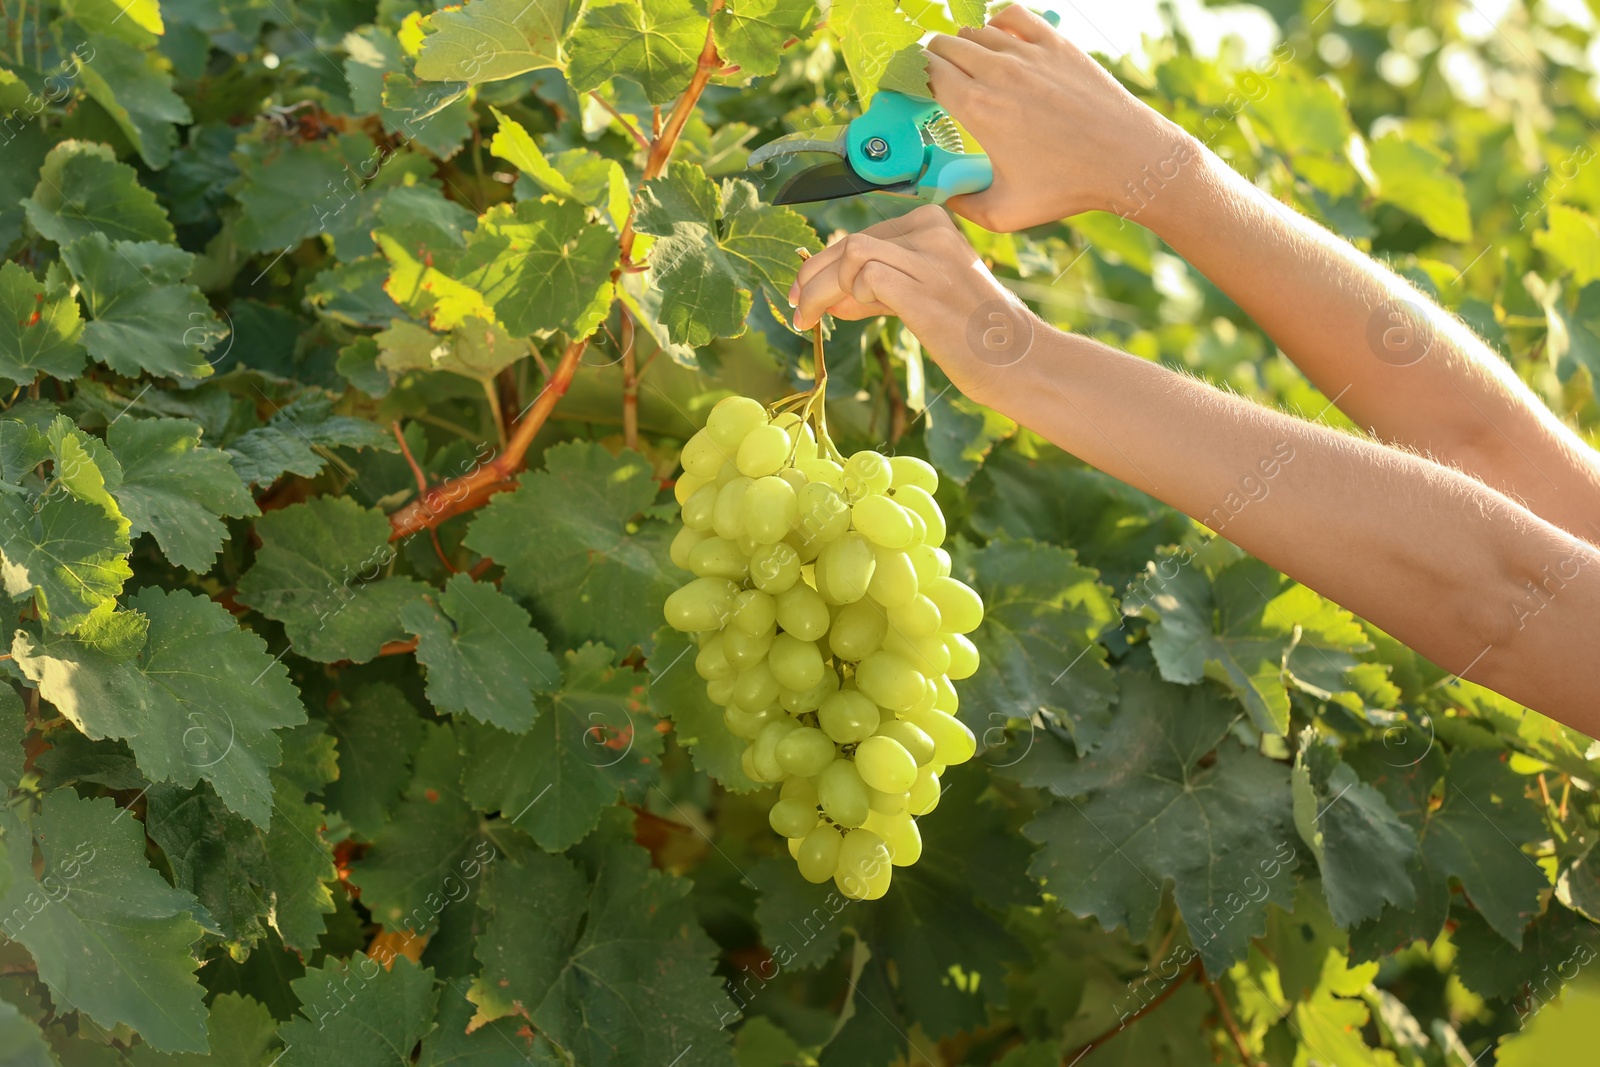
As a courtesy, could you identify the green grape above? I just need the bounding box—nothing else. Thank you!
[854,650,926,712]
[769,797,820,839]
[752,718,801,781]
[888,593,941,638]
[728,589,777,636]
[854,735,918,793]
[850,494,915,549]
[723,702,782,740]
[722,625,773,669]
[681,483,718,532]
[828,600,887,661]
[741,743,764,782]
[817,533,877,604]
[932,672,959,713]
[785,530,820,564]
[866,547,918,608]
[797,457,845,490]
[774,583,829,641]
[780,669,840,714]
[876,719,936,766]
[945,632,980,679]
[779,469,808,496]
[907,765,941,815]
[882,629,951,677]
[733,661,782,710]
[869,810,923,866]
[787,836,803,860]
[715,459,742,487]
[925,576,983,633]
[737,423,791,478]
[781,776,818,805]
[707,677,736,705]
[785,418,819,463]
[712,477,754,540]
[673,471,709,507]
[795,482,851,544]
[664,577,737,632]
[835,828,893,900]
[688,536,749,581]
[905,673,937,716]
[737,533,764,558]
[818,690,880,744]
[776,726,835,777]
[744,475,798,544]
[905,509,927,545]
[842,450,892,501]
[892,485,945,546]
[907,708,976,765]
[750,541,802,593]
[669,525,710,570]
[694,635,734,681]
[706,395,766,448]
[680,429,728,479]
[866,784,909,815]
[889,455,938,493]
[797,824,842,884]
[817,759,870,827]
[907,544,947,585]
[768,633,825,691]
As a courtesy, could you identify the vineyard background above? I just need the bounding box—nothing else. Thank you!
[1,0,1600,1064]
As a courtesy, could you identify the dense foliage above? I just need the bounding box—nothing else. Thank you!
[1,0,1599,1063]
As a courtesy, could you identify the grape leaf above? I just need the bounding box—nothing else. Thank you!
[712,0,820,77]
[1535,204,1600,289]
[922,386,1016,485]
[1451,903,1600,1002]
[60,235,228,381]
[22,140,175,246]
[66,28,192,170]
[1370,134,1472,242]
[419,983,563,1065]
[1495,980,1600,1065]
[466,816,737,1066]
[1291,730,1417,928]
[649,626,759,792]
[127,993,281,1066]
[1137,554,1376,736]
[463,441,676,654]
[487,107,630,227]
[320,683,426,840]
[0,791,209,1052]
[414,0,571,83]
[0,492,131,633]
[106,418,258,571]
[752,856,853,970]
[0,684,24,790]
[952,538,1120,754]
[949,0,986,27]
[45,416,126,529]
[224,393,400,488]
[14,587,307,826]
[347,722,494,938]
[0,419,50,484]
[566,0,708,105]
[230,132,374,255]
[0,998,53,1067]
[1021,669,1299,974]
[374,318,529,383]
[401,573,559,732]
[0,261,88,386]
[832,0,923,106]
[633,162,819,345]
[307,257,406,329]
[816,941,913,1067]
[278,954,439,1067]
[235,495,425,664]
[453,199,619,338]
[458,643,661,851]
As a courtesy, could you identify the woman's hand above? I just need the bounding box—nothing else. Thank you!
[788,206,1042,407]
[925,5,1192,232]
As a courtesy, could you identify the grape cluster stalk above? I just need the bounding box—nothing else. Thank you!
[663,319,984,900]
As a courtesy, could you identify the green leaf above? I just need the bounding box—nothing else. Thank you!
[230,132,373,255]
[712,0,820,77]
[0,683,24,790]
[566,0,708,104]
[348,721,493,937]
[1245,68,1352,158]
[0,419,51,484]
[1290,729,1417,927]
[649,626,759,792]
[0,791,208,1052]
[458,643,661,851]
[127,993,281,1066]
[107,418,258,571]
[1022,669,1299,975]
[67,29,192,170]
[922,387,1016,485]
[374,318,529,383]
[278,954,439,1067]
[1451,903,1599,1002]
[419,982,563,1065]
[1369,133,1473,242]
[0,998,54,1067]
[1534,204,1600,289]
[224,393,400,488]
[415,0,572,83]
[23,141,175,246]
[487,107,630,227]
[948,0,987,28]
[60,235,227,381]
[235,495,425,664]
[1495,980,1600,1065]
[752,856,851,970]
[14,587,307,826]
[401,574,559,732]
[453,199,619,338]
[466,818,737,1065]
[0,262,88,387]
[832,0,923,106]
[464,441,676,654]
[0,492,131,633]
[45,416,126,530]
[634,162,818,345]
[1138,555,1376,736]
[953,538,1119,753]
[321,682,427,840]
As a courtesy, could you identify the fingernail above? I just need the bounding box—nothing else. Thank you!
[793,311,804,330]
[787,283,798,307]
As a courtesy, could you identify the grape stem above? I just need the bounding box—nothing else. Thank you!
[788,248,848,466]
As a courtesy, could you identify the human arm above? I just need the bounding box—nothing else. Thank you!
[790,207,1600,732]
[923,6,1600,544]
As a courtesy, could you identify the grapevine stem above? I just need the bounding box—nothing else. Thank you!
[1206,980,1261,1067]
[589,91,650,150]
[621,304,639,451]
[1059,960,1201,1065]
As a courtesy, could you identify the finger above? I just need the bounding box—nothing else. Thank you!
[793,258,895,327]
[859,203,954,243]
[988,3,1055,42]
[790,235,851,305]
[958,24,1026,51]
[925,52,976,110]
[796,234,931,328]
[925,33,999,77]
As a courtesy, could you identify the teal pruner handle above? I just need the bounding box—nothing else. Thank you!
[848,91,993,204]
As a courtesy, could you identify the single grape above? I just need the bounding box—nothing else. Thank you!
[925,576,984,633]
[795,482,851,544]
[866,784,909,815]
[854,735,918,793]
[876,718,936,766]
[797,457,845,490]
[865,547,918,608]
[816,533,877,604]
[663,577,737,632]
[694,635,733,681]
[907,707,976,765]
[904,508,927,545]
[774,583,829,641]
[781,776,818,805]
[744,475,799,544]
[776,726,835,777]
[870,810,923,866]
[889,455,938,493]
[828,600,887,661]
[706,677,736,706]
[769,797,820,838]
[723,702,782,740]
[851,493,915,549]
[787,836,803,860]
[817,689,880,744]
[688,536,749,582]
[749,541,802,593]
[780,669,840,714]
[728,589,777,636]
[784,417,819,463]
[768,633,825,691]
[670,525,710,571]
[680,429,728,479]
[706,396,766,449]
[733,661,782,710]
[842,451,892,501]
[752,718,801,781]
[854,650,926,712]
[835,828,893,899]
[741,744,764,782]
[817,759,870,827]
[881,629,951,677]
[673,471,709,507]
[722,625,774,669]
[907,765,941,815]
[715,459,742,487]
[890,485,944,546]
[797,824,842,884]
[712,477,754,540]
[907,544,947,585]
[888,594,941,638]
[681,483,718,532]
[737,423,791,478]
[945,632,980,679]
[932,672,959,714]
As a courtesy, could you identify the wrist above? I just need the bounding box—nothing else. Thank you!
[1101,124,1214,238]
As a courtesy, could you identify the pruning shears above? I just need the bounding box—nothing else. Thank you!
[746,10,1060,206]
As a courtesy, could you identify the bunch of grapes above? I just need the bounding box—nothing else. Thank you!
[663,389,983,901]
